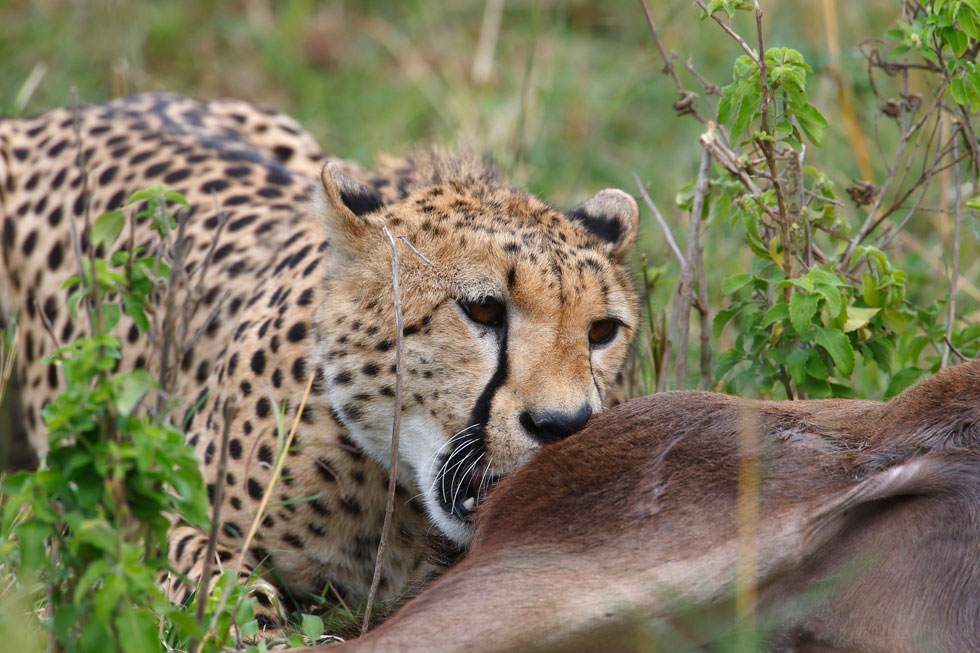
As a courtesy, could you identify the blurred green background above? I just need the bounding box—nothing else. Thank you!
[1,0,976,466]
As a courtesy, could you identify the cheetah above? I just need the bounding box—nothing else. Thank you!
[0,94,640,629]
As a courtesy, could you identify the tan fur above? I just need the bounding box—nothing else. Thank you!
[320,359,980,652]
[0,94,639,629]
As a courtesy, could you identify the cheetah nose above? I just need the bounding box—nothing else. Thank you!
[519,403,593,444]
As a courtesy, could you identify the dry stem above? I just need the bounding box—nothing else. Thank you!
[632,172,686,267]
[671,146,711,389]
[941,136,962,369]
[362,225,407,634]
[194,399,237,631]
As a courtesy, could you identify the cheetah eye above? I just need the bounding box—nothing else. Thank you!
[460,298,506,328]
[588,319,619,346]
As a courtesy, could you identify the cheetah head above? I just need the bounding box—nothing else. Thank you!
[312,155,639,543]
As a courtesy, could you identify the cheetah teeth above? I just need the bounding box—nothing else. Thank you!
[461,497,476,512]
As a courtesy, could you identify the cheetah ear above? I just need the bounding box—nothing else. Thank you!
[566,188,639,260]
[316,162,385,257]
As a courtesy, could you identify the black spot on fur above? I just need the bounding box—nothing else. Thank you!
[287,322,307,342]
[47,242,64,270]
[256,397,271,418]
[251,350,266,375]
[247,478,264,500]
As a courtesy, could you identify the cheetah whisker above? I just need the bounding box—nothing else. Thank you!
[452,453,485,513]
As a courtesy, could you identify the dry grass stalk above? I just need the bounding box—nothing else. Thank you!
[194,399,238,632]
[197,371,316,653]
[361,226,407,634]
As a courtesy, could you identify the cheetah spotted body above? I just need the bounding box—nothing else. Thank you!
[0,94,639,627]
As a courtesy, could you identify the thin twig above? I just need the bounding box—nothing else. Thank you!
[753,1,792,290]
[639,0,682,90]
[942,134,962,369]
[194,400,237,630]
[33,298,61,352]
[695,239,711,391]
[632,172,686,267]
[397,235,435,267]
[694,0,760,65]
[66,90,95,336]
[672,146,711,389]
[841,85,947,268]
[362,225,406,634]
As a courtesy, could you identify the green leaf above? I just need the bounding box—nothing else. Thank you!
[814,327,854,376]
[862,273,882,307]
[116,369,157,416]
[301,614,325,642]
[881,307,907,333]
[951,76,968,105]
[800,376,832,398]
[722,273,753,295]
[806,350,829,379]
[762,301,789,327]
[815,285,843,319]
[959,6,980,38]
[788,103,828,146]
[842,306,880,333]
[789,291,819,335]
[91,209,126,250]
[115,606,161,653]
[122,294,150,332]
[785,349,809,386]
[732,91,761,144]
[102,302,121,331]
[885,367,926,398]
[717,92,733,125]
[15,520,50,572]
[806,268,845,287]
[713,301,748,337]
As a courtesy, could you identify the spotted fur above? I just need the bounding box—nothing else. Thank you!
[0,94,640,628]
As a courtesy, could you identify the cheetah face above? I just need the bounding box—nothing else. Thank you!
[312,160,639,543]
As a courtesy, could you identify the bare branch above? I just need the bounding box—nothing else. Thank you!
[672,146,711,389]
[753,1,792,288]
[942,134,962,369]
[632,172,686,267]
[694,0,760,65]
[640,0,682,91]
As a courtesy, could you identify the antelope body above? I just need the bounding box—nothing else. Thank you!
[312,359,980,652]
